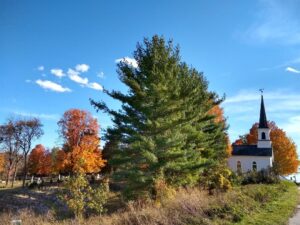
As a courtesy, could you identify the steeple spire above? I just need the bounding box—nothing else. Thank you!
[259,91,268,128]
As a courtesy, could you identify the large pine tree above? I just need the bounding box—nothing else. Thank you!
[91,36,228,199]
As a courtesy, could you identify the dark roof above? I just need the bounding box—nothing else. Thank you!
[259,95,269,128]
[232,144,272,156]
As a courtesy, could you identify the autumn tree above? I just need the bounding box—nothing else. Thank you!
[91,36,228,199]
[234,121,298,175]
[58,109,105,174]
[14,118,44,187]
[28,144,52,176]
[0,121,17,186]
[51,147,66,175]
[0,119,23,187]
[0,153,5,178]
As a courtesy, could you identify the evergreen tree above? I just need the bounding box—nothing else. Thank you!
[91,35,228,199]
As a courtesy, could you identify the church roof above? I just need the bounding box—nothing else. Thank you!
[232,144,272,156]
[259,95,268,128]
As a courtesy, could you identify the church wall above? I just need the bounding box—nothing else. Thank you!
[228,156,272,173]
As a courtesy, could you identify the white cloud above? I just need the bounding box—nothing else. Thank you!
[115,57,138,68]
[67,69,89,85]
[13,111,59,121]
[36,79,71,93]
[286,67,300,74]
[37,66,44,71]
[87,82,103,91]
[242,0,300,45]
[25,79,31,83]
[75,64,90,73]
[51,68,65,78]
[67,66,103,91]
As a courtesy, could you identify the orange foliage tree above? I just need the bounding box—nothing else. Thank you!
[28,144,52,176]
[58,109,105,174]
[208,105,232,156]
[51,147,66,175]
[234,121,299,175]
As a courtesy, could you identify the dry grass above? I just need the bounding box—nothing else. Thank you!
[0,182,297,225]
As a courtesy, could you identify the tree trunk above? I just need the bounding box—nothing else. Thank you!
[11,166,18,188]
[22,153,28,188]
[5,169,10,187]
[5,162,14,187]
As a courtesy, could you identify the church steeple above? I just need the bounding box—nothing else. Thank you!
[257,90,272,148]
[259,95,268,128]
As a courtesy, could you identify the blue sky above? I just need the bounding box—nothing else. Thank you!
[1,0,300,153]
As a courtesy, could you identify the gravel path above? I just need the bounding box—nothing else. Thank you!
[289,187,300,225]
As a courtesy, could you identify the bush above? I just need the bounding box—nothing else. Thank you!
[241,168,280,185]
[28,181,38,189]
[59,174,108,218]
[153,178,176,205]
[201,164,233,193]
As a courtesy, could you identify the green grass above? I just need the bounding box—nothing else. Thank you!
[237,181,298,225]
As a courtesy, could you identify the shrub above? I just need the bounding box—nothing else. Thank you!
[60,174,108,218]
[241,168,280,185]
[28,181,38,189]
[153,178,176,205]
[201,164,233,193]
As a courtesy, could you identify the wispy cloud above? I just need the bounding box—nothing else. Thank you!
[97,71,105,78]
[86,82,103,91]
[242,0,300,45]
[224,90,300,104]
[37,66,44,71]
[13,111,59,121]
[224,89,300,149]
[36,79,71,93]
[115,57,138,68]
[67,69,89,85]
[286,66,300,74]
[280,115,300,136]
[75,64,89,73]
[50,68,65,77]
[259,57,300,71]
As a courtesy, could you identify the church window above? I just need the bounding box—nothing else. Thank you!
[252,161,257,171]
[261,132,266,140]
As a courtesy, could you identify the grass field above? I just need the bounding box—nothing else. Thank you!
[0,181,298,225]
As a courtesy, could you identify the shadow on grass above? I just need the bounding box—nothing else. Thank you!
[0,184,125,221]
[0,186,72,220]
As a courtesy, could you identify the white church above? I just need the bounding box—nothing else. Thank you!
[228,94,274,173]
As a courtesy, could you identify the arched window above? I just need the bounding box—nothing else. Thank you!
[261,132,266,140]
[252,161,257,171]
[237,161,242,173]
